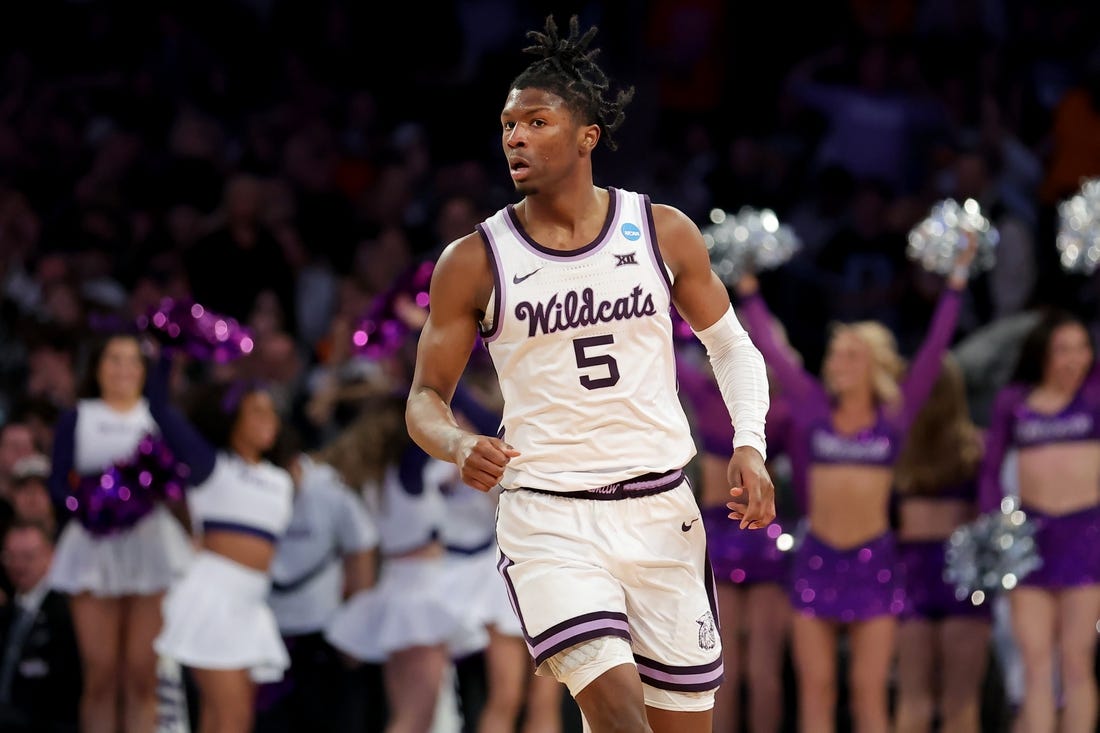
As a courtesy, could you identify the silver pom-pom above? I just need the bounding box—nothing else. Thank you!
[943,496,1042,606]
[907,198,999,277]
[703,207,801,287]
[1056,179,1100,275]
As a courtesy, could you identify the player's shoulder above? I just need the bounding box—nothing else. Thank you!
[645,199,701,240]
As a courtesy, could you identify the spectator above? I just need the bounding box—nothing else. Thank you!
[0,520,82,733]
[0,422,36,504]
[9,454,56,537]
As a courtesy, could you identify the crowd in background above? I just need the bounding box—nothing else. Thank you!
[2,1,1100,732]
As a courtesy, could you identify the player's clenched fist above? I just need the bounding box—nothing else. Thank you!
[453,435,520,492]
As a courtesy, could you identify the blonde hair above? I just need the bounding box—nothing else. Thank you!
[829,321,905,408]
[895,354,982,496]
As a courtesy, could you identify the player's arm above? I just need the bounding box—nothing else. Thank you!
[651,204,775,529]
[406,234,519,492]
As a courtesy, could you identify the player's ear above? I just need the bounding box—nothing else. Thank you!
[579,124,600,154]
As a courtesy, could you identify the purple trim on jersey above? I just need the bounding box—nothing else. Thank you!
[524,468,684,500]
[504,188,619,260]
[476,223,505,343]
[203,519,277,543]
[634,654,724,692]
[641,194,673,299]
[527,611,633,667]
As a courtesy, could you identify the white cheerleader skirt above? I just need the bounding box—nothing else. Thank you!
[50,505,194,597]
[154,551,289,683]
[325,555,470,663]
[443,545,523,658]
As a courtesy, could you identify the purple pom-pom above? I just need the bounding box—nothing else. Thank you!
[68,434,192,536]
[352,260,435,360]
[140,298,255,363]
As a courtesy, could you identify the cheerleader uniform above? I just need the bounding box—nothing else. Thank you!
[324,446,466,663]
[49,396,193,596]
[978,362,1100,588]
[143,364,294,681]
[739,289,962,622]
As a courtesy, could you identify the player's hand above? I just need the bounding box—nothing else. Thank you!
[727,446,776,529]
[453,435,520,492]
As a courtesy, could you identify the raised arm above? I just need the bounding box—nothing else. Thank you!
[978,385,1021,513]
[48,409,77,506]
[900,262,972,425]
[145,355,217,485]
[406,234,517,492]
[734,274,821,402]
[652,203,774,529]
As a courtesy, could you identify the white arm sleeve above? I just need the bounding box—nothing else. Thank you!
[691,306,770,460]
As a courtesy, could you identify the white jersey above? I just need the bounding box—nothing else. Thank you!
[74,398,157,473]
[477,187,696,492]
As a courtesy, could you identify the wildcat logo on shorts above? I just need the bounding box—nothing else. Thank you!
[696,611,717,650]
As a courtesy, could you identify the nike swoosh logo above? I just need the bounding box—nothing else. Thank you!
[512,268,543,284]
[681,518,700,532]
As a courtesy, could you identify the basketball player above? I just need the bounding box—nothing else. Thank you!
[405,16,774,733]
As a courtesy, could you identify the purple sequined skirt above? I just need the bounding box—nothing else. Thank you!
[790,531,905,622]
[898,540,991,621]
[703,506,791,586]
[1019,504,1100,589]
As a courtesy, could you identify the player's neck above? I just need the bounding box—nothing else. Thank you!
[519,182,604,236]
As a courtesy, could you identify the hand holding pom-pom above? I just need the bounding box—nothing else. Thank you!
[138,298,255,364]
[907,198,998,279]
[704,207,801,287]
[65,435,191,536]
[1056,178,1100,275]
[943,496,1042,606]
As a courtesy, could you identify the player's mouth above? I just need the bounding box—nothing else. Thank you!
[509,158,531,181]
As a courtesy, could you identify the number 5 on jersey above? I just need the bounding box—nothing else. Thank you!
[573,335,620,390]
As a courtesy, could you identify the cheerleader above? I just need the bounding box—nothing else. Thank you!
[893,355,990,733]
[978,309,1100,732]
[445,384,564,733]
[735,241,971,732]
[675,345,793,733]
[147,355,294,733]
[324,393,464,733]
[48,334,193,733]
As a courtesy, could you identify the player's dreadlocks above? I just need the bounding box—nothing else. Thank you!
[511,15,635,151]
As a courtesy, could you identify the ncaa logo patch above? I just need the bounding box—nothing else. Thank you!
[620,222,641,241]
[696,611,717,650]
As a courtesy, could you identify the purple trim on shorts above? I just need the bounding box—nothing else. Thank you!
[202,520,277,543]
[476,223,505,343]
[704,543,720,629]
[641,194,673,299]
[527,611,632,667]
[504,188,619,260]
[497,552,525,632]
[523,468,684,500]
[634,653,724,693]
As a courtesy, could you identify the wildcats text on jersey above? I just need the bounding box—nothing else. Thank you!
[515,285,658,338]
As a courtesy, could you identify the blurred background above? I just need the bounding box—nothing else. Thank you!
[1,1,1100,732]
